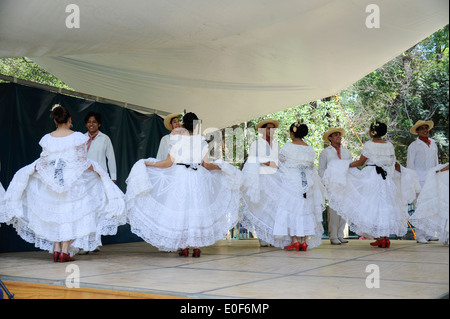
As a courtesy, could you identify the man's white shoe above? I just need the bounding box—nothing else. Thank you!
[330,238,341,245]
[338,237,349,243]
[416,237,428,244]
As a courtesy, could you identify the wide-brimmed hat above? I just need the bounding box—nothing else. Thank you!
[256,119,280,130]
[410,120,434,135]
[164,113,181,130]
[323,127,345,143]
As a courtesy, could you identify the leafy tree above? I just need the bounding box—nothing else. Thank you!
[0,57,72,89]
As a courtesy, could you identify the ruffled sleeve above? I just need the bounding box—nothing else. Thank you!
[39,132,88,152]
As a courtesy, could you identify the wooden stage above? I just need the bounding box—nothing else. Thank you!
[0,239,448,299]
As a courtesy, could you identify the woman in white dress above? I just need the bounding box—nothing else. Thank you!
[2,105,126,262]
[410,163,449,245]
[241,122,326,251]
[323,122,420,248]
[126,112,242,257]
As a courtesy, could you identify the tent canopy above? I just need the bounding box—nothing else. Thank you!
[1,0,448,130]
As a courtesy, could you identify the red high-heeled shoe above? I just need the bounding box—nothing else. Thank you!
[192,248,201,258]
[59,252,75,263]
[370,239,382,246]
[384,238,391,248]
[377,238,389,248]
[53,251,60,262]
[300,242,308,251]
[284,242,300,251]
[179,248,189,257]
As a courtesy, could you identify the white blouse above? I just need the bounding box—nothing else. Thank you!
[361,140,396,175]
[36,132,91,192]
[169,135,209,166]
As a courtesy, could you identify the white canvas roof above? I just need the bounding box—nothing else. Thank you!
[0,0,448,129]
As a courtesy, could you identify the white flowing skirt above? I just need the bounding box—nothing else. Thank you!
[0,182,5,225]
[125,159,242,251]
[3,161,126,255]
[410,164,449,244]
[323,160,420,238]
[240,163,326,249]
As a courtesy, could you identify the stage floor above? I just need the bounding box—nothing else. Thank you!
[0,238,448,299]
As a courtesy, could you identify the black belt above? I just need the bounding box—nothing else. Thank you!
[367,164,387,180]
[176,163,200,170]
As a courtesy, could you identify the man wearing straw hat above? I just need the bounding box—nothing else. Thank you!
[407,120,439,244]
[156,113,182,160]
[319,128,352,245]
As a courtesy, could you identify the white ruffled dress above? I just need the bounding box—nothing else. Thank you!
[241,143,326,249]
[410,163,449,244]
[1,132,126,255]
[0,182,5,225]
[322,140,420,238]
[125,134,242,252]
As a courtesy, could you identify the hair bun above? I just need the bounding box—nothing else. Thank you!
[370,121,387,137]
[182,112,199,132]
[290,122,308,139]
[51,104,71,124]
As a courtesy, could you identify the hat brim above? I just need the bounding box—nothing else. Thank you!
[410,121,434,134]
[164,114,181,131]
[323,128,345,143]
[256,119,280,130]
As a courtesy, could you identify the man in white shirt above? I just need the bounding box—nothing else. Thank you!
[84,111,117,182]
[81,111,117,254]
[156,113,182,160]
[407,120,439,243]
[319,128,352,245]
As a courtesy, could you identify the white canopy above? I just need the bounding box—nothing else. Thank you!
[0,0,448,129]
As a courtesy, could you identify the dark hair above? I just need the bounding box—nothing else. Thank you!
[290,123,308,139]
[52,104,71,124]
[182,112,199,131]
[84,111,102,125]
[370,121,387,137]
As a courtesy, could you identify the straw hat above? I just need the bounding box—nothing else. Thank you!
[323,127,345,143]
[163,113,181,130]
[256,119,280,130]
[410,120,434,135]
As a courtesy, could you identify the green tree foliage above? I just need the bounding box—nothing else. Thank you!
[0,57,72,89]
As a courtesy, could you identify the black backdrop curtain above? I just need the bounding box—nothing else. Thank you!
[0,83,170,252]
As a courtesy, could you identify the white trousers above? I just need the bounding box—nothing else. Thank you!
[328,207,347,239]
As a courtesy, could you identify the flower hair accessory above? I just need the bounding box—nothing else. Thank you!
[371,121,379,136]
[51,104,62,112]
[293,120,304,133]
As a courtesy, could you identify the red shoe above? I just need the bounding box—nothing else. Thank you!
[284,242,300,251]
[300,242,308,251]
[378,238,389,248]
[59,252,75,263]
[370,239,382,246]
[385,238,391,248]
[53,251,60,262]
[179,248,189,257]
[192,248,201,258]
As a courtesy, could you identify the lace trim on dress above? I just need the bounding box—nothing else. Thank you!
[39,132,88,152]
